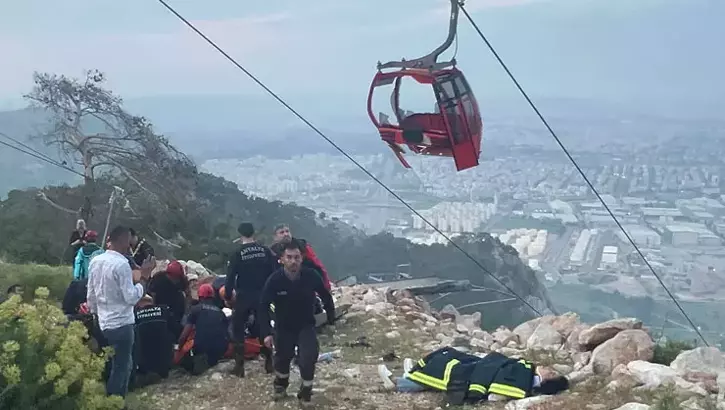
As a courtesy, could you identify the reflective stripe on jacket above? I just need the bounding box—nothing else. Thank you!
[407,347,537,402]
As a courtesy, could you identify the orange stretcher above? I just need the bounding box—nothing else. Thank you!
[173,328,262,365]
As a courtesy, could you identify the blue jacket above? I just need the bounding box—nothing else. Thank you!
[73,244,103,280]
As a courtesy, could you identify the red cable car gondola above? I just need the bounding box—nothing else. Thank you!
[366,0,483,172]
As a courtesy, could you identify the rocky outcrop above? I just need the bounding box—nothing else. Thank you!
[138,283,725,410]
[347,285,725,407]
[152,259,212,278]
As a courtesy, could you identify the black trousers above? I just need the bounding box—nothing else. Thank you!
[274,325,319,382]
[232,293,260,342]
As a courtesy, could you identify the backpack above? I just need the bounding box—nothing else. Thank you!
[74,245,104,280]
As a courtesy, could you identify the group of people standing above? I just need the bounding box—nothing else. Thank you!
[221,222,335,404]
[70,221,335,408]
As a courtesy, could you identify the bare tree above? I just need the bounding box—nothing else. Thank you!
[25,70,197,221]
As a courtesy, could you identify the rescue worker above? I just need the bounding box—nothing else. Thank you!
[178,284,230,375]
[211,276,228,309]
[148,260,187,338]
[61,278,107,349]
[398,347,570,405]
[258,239,335,407]
[270,224,331,291]
[132,295,176,387]
[224,222,277,377]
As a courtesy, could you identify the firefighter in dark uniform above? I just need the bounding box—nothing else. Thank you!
[225,222,277,377]
[406,347,570,405]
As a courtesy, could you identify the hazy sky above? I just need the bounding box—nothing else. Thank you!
[2,0,723,117]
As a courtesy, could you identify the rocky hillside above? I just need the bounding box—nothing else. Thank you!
[131,284,725,410]
[0,172,555,328]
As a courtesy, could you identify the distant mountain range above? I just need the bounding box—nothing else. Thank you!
[2,86,723,197]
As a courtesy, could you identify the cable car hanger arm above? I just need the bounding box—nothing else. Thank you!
[377,0,463,72]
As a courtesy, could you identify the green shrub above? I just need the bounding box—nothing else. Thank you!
[652,339,696,365]
[651,387,680,410]
[0,262,71,303]
[0,287,123,409]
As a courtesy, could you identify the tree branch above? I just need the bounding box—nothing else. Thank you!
[36,192,79,214]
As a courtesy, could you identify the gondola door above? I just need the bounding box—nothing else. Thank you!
[433,71,479,171]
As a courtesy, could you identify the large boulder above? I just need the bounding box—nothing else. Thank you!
[526,323,563,350]
[670,347,725,376]
[549,312,582,339]
[590,329,654,374]
[578,318,643,349]
[184,260,211,277]
[512,317,546,347]
[626,361,708,396]
[492,327,519,346]
[456,311,482,332]
[440,304,460,321]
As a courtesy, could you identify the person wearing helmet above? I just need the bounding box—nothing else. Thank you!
[178,283,230,375]
[148,260,188,338]
[225,222,276,377]
[73,230,103,280]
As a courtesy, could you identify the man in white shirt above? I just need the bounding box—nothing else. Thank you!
[87,225,155,399]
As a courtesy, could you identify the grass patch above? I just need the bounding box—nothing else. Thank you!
[698,396,720,410]
[0,262,71,303]
[651,387,680,410]
[652,339,696,365]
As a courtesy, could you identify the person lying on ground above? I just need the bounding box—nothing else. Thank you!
[177,283,230,375]
[377,347,570,405]
[132,295,176,388]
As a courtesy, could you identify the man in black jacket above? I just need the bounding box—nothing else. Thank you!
[132,296,176,387]
[258,239,335,407]
[129,228,155,268]
[225,222,277,377]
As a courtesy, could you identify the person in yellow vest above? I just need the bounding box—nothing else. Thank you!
[378,347,569,405]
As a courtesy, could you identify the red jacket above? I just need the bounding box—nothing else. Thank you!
[305,244,331,291]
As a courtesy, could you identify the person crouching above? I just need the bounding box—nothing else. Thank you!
[132,295,176,388]
[177,284,230,375]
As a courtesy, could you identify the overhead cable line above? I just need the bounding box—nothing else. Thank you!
[156,0,543,316]
[0,131,58,165]
[1,130,181,250]
[0,135,85,178]
[458,3,708,346]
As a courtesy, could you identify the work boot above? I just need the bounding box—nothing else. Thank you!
[273,377,289,401]
[232,342,245,377]
[297,385,313,407]
[191,353,210,376]
[261,347,274,374]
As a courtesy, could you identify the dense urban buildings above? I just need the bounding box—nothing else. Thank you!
[204,131,725,307]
